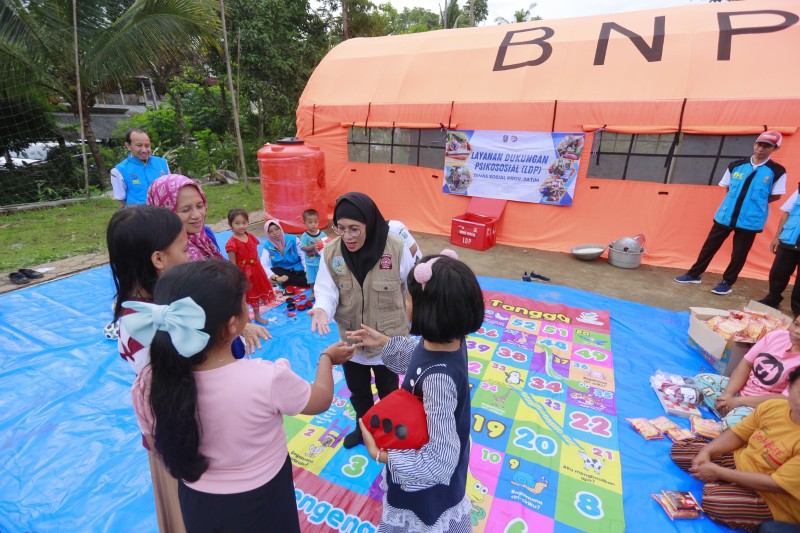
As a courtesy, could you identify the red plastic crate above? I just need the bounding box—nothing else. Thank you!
[450,213,498,251]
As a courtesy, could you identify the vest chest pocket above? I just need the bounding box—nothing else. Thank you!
[373,279,400,308]
[337,277,354,308]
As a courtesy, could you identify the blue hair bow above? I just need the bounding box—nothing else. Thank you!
[121,297,209,357]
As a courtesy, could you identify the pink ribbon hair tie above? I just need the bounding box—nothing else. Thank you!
[413,249,459,289]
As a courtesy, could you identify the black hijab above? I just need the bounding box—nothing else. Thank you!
[333,192,390,286]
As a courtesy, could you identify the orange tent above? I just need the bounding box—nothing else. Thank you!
[296,0,800,280]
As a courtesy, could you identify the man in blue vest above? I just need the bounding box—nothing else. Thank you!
[675,130,787,295]
[757,185,800,314]
[110,129,170,205]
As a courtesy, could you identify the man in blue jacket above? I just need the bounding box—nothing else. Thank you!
[110,129,170,205]
[757,185,800,314]
[675,130,787,295]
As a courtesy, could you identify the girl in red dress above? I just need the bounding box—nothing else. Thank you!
[225,209,276,324]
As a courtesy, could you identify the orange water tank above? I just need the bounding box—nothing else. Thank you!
[257,137,327,234]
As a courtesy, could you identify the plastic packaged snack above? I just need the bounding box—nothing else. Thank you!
[651,370,703,404]
[665,428,695,442]
[651,370,696,389]
[691,416,725,440]
[653,490,702,520]
[649,416,679,434]
[626,417,664,440]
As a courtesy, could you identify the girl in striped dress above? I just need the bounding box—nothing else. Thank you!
[349,249,484,532]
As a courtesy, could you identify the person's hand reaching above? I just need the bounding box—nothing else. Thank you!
[309,308,330,335]
[346,323,389,348]
[241,323,271,355]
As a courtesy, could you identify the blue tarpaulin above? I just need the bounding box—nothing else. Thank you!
[0,261,731,532]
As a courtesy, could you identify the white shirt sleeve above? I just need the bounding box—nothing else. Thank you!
[389,220,422,261]
[780,190,798,212]
[110,168,127,201]
[311,248,339,323]
[398,244,414,292]
[771,172,787,195]
[718,169,731,187]
[259,249,275,279]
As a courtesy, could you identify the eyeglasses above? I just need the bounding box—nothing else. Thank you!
[333,224,364,238]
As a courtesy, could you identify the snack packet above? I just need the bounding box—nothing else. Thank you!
[691,416,725,440]
[626,417,663,440]
[665,428,695,442]
[663,490,701,512]
[649,416,679,434]
[652,493,701,520]
[660,384,702,405]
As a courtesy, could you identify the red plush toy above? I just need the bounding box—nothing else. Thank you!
[363,388,429,450]
[316,236,333,252]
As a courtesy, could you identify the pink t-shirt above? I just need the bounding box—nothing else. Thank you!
[741,329,800,397]
[132,358,311,494]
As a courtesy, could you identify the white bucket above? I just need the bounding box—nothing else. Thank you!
[608,246,644,269]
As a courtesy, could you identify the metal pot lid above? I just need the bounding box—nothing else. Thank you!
[610,237,643,253]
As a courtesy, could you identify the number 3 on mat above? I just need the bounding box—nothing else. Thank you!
[574,491,604,519]
[342,455,368,478]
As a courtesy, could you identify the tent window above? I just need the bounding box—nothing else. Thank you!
[588,132,754,185]
[347,127,445,169]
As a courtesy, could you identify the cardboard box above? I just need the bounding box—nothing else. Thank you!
[450,198,507,252]
[687,300,790,377]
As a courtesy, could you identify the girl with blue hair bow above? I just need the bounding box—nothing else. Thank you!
[124,260,354,531]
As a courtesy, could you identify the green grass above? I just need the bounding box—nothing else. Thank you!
[203,181,264,225]
[0,182,264,272]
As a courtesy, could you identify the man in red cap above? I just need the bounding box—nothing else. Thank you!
[675,130,787,295]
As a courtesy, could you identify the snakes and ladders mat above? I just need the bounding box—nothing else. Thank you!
[284,291,623,532]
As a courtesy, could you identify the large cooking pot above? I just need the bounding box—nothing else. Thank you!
[608,234,645,268]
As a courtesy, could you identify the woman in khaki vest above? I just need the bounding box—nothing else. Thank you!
[309,192,415,449]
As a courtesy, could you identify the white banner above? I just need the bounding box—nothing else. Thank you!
[443,130,585,206]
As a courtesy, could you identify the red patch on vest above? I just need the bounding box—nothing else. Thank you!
[379,254,393,269]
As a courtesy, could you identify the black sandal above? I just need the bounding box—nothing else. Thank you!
[19,268,44,279]
[9,272,30,285]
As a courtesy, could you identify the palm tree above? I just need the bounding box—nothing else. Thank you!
[439,0,460,29]
[495,2,540,24]
[0,0,220,186]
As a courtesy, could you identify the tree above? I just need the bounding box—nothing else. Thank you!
[225,0,328,140]
[495,2,540,24]
[0,0,221,187]
[390,6,440,34]
[460,0,487,27]
[439,0,460,29]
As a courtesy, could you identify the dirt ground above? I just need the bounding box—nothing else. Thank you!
[411,232,774,313]
[1,211,780,314]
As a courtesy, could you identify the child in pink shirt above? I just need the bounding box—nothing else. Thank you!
[126,260,354,531]
[696,314,800,427]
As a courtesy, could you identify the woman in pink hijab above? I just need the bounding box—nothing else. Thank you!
[147,174,224,262]
[146,174,271,353]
